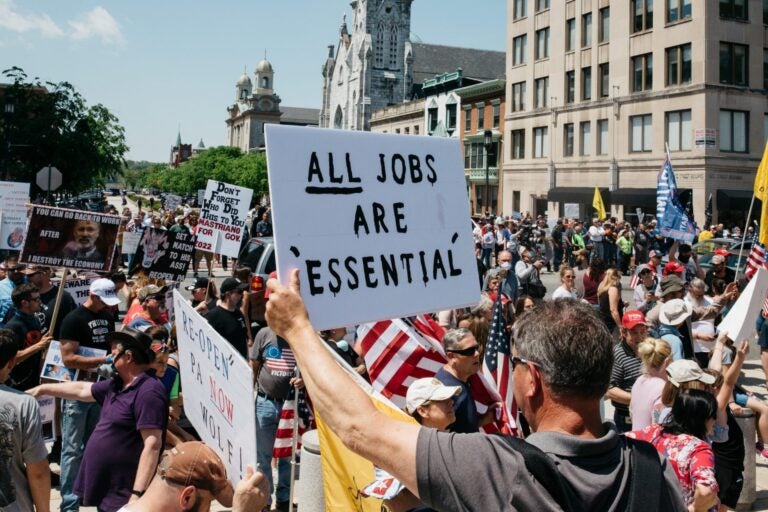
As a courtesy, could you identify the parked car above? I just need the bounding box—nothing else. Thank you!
[693,237,753,275]
[237,237,276,327]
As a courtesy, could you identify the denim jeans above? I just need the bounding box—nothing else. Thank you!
[60,400,100,511]
[256,394,291,504]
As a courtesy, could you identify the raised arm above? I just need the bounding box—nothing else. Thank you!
[27,381,95,402]
[266,270,421,495]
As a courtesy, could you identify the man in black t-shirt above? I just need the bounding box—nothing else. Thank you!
[57,278,119,512]
[205,277,249,358]
[24,266,77,339]
[6,283,50,390]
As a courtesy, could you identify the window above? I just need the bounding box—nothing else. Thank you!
[533,127,549,158]
[513,0,527,19]
[375,22,385,67]
[446,103,457,131]
[564,123,575,156]
[630,114,653,152]
[428,107,438,133]
[414,125,419,135]
[389,26,398,68]
[720,42,748,86]
[582,67,592,100]
[720,0,747,20]
[599,63,610,97]
[597,119,609,155]
[565,71,575,103]
[631,0,653,32]
[536,0,550,11]
[464,108,471,132]
[580,122,592,155]
[582,13,592,47]
[599,7,610,42]
[668,0,692,22]
[666,44,692,85]
[566,19,576,52]
[512,82,526,112]
[666,110,692,151]
[764,49,768,89]
[464,144,470,168]
[535,28,550,60]
[395,128,401,134]
[534,77,549,108]
[470,143,480,168]
[405,127,410,135]
[511,129,525,159]
[720,110,748,152]
[632,53,653,92]
[513,35,527,65]
[492,103,500,128]
[477,104,485,130]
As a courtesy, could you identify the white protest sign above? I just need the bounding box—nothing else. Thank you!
[121,231,143,255]
[164,194,182,212]
[173,290,256,485]
[0,181,30,250]
[197,180,253,258]
[63,278,92,306]
[718,268,768,343]
[265,124,479,330]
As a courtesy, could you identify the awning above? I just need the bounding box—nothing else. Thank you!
[717,189,753,210]
[547,187,609,204]
[610,188,658,209]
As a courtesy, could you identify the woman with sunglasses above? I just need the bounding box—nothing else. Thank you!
[551,266,578,300]
[632,264,659,313]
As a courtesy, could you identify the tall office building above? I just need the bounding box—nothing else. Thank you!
[503,0,768,226]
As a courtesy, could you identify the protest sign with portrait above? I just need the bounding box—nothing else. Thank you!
[130,227,195,281]
[0,181,30,250]
[20,206,120,272]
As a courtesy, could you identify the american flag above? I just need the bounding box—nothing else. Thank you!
[273,386,313,458]
[745,243,767,281]
[357,314,516,435]
[482,292,517,434]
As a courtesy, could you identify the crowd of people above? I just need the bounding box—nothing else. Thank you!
[1,194,767,512]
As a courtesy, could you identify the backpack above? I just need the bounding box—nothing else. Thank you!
[497,435,678,511]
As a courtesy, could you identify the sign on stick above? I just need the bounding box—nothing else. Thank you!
[265,124,479,330]
[173,290,256,485]
[197,180,253,258]
[129,228,195,281]
[0,181,30,250]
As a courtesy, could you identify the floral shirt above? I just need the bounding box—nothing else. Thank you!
[626,424,718,508]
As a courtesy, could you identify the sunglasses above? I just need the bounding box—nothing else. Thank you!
[151,343,169,354]
[446,345,480,357]
[511,355,541,371]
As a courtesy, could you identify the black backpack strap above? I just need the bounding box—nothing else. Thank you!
[624,437,669,512]
[494,435,575,512]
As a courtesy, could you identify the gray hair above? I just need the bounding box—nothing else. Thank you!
[690,278,706,291]
[470,294,493,316]
[443,328,473,351]
[513,299,613,400]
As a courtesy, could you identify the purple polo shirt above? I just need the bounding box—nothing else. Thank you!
[74,371,168,512]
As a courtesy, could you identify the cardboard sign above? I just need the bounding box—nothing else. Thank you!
[121,231,143,255]
[173,290,256,485]
[197,180,253,258]
[265,124,479,330]
[20,206,120,272]
[63,277,93,306]
[130,228,195,281]
[718,267,768,343]
[40,340,105,382]
[165,194,182,212]
[0,181,30,250]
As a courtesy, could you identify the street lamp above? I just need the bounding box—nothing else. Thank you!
[484,129,492,218]
[3,92,14,181]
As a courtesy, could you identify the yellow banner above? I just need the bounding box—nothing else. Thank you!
[592,186,606,220]
[754,140,768,201]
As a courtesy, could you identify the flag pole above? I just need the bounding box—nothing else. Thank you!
[288,366,301,512]
[734,194,757,284]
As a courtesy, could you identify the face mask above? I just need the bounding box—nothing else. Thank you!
[499,262,512,271]
[335,339,350,352]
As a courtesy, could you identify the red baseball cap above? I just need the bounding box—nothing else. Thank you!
[621,310,648,329]
[714,248,729,257]
[662,261,685,276]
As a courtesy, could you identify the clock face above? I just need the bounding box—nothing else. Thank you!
[258,98,273,111]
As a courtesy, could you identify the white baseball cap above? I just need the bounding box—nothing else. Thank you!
[405,378,461,414]
[666,360,716,387]
[90,278,121,306]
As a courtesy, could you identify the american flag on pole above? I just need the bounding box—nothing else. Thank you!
[745,243,768,281]
[357,314,517,435]
[482,292,517,434]
[273,387,314,458]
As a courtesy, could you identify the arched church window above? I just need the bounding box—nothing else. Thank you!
[375,22,385,67]
[388,24,398,69]
[261,77,269,89]
[334,106,344,129]
[240,88,248,100]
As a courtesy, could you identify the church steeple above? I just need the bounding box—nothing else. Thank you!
[255,51,274,94]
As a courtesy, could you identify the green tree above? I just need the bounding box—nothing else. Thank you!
[1,66,128,193]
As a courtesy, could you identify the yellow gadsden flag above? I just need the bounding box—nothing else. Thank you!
[755,141,768,245]
[592,186,606,220]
